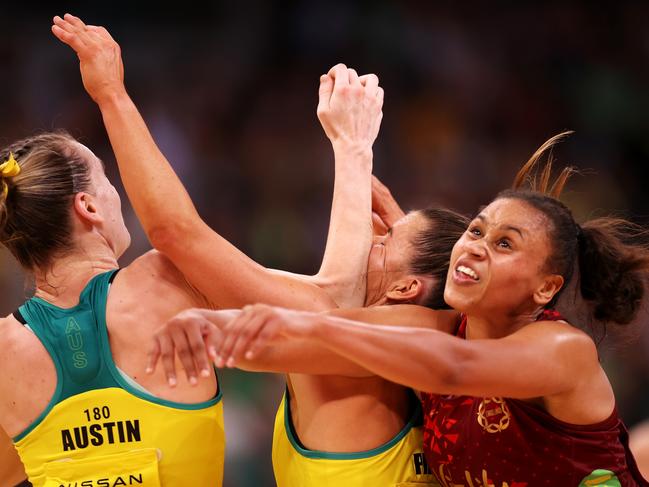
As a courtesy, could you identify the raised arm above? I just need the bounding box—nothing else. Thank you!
[311,68,383,307]
[52,15,381,310]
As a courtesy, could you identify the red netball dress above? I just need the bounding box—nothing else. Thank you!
[420,311,648,487]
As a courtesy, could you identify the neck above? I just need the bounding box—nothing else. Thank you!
[465,307,541,340]
[34,246,119,307]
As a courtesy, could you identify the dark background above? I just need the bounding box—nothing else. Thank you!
[2,3,649,485]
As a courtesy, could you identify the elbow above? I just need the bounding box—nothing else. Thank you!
[420,342,472,395]
[421,364,462,395]
[148,220,195,253]
[312,273,365,309]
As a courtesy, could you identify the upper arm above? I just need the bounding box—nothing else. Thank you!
[446,322,601,399]
[151,221,337,311]
[128,250,213,309]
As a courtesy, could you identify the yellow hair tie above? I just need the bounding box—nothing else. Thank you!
[0,152,20,199]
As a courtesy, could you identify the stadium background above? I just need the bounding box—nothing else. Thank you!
[2,2,649,485]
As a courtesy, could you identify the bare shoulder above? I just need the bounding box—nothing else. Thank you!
[510,320,599,364]
[0,313,40,365]
[117,250,209,307]
[124,249,183,279]
[328,305,460,333]
[513,319,594,341]
[0,313,27,346]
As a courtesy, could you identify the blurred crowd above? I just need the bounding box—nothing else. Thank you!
[2,2,649,485]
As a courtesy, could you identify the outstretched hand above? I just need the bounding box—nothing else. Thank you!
[146,305,319,385]
[317,63,384,152]
[52,13,125,104]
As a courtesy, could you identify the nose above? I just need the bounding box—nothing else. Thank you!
[463,237,486,259]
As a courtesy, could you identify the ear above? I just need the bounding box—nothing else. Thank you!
[385,276,429,304]
[533,274,564,306]
[73,192,103,226]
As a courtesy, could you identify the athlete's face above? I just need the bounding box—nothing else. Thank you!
[78,143,131,258]
[365,211,427,306]
[444,198,560,317]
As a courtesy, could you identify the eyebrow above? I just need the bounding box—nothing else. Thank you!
[475,214,525,238]
[504,225,525,238]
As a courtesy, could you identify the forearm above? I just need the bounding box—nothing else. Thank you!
[238,340,372,377]
[196,309,371,376]
[317,144,373,308]
[309,315,463,393]
[96,90,200,244]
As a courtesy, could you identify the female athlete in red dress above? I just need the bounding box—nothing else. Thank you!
[181,136,649,486]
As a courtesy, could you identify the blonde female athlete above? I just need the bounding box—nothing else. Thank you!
[0,13,383,487]
[0,130,226,486]
[198,144,649,486]
[52,13,468,487]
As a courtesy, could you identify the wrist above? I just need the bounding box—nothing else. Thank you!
[332,143,373,171]
[332,140,374,157]
[94,87,130,108]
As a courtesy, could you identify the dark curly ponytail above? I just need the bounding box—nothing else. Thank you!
[577,219,649,325]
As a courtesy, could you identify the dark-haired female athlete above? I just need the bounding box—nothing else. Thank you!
[164,134,649,486]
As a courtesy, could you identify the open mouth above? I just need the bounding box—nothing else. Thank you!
[455,264,479,281]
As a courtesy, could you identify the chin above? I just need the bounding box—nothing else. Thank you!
[444,287,478,314]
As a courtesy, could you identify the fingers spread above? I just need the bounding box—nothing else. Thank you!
[51,25,76,47]
[53,15,76,34]
[63,13,87,30]
[188,320,212,378]
[205,327,223,365]
[157,333,178,387]
[171,326,198,385]
[52,16,90,52]
[145,338,161,375]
